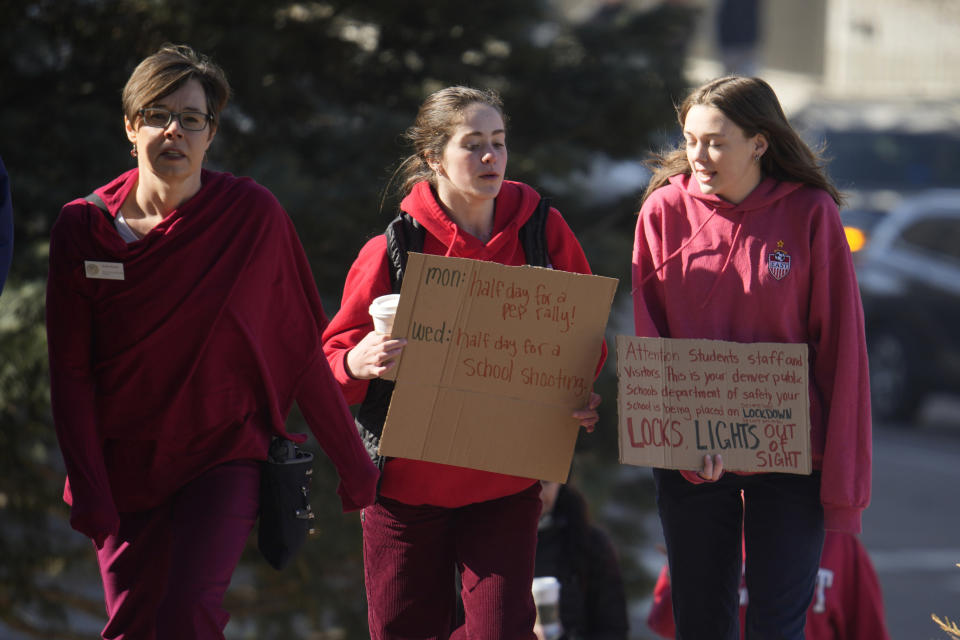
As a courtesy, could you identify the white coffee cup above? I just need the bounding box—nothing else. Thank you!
[531,576,563,640]
[369,294,400,335]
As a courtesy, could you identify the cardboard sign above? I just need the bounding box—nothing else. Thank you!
[616,336,811,474]
[378,253,618,482]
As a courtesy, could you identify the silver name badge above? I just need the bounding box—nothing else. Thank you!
[84,260,125,281]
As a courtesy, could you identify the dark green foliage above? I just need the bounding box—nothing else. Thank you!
[0,1,696,636]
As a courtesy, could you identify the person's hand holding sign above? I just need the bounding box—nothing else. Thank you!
[698,454,724,481]
[571,392,602,433]
[346,332,407,380]
[676,454,724,485]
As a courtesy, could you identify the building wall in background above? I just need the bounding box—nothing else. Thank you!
[825,0,960,98]
[678,0,959,107]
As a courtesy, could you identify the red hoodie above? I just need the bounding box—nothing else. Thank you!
[647,531,891,640]
[47,168,378,545]
[632,175,871,533]
[322,180,603,507]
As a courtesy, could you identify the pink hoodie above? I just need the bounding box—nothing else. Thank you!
[632,174,871,533]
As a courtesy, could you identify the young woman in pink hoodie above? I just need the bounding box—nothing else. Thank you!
[632,76,871,639]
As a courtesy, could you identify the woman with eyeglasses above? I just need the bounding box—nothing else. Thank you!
[45,43,379,640]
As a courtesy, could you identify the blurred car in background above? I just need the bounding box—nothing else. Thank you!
[792,98,960,424]
[843,190,960,424]
[793,98,960,212]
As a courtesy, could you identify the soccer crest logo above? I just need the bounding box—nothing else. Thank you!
[768,241,791,280]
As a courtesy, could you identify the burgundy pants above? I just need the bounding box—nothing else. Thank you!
[362,483,541,640]
[96,460,260,640]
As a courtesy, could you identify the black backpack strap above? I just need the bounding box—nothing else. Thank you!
[357,211,425,471]
[519,196,552,268]
[384,211,425,293]
[84,191,113,223]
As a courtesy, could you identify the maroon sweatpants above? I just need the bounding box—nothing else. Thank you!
[362,483,541,640]
[95,460,260,640]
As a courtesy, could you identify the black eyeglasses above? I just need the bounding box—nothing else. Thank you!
[138,107,213,131]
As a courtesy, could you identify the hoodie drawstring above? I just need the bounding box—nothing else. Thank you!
[444,225,460,257]
[639,207,721,287]
[699,213,746,309]
[637,207,747,309]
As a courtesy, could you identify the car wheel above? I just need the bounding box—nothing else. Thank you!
[867,327,923,425]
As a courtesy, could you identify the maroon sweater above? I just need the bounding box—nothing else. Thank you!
[47,169,378,546]
[648,531,891,640]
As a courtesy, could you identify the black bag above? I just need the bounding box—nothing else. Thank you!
[258,437,315,570]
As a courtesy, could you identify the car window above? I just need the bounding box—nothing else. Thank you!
[840,208,887,234]
[820,131,960,191]
[896,215,960,262]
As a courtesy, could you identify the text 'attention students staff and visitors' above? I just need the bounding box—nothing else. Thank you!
[44,42,875,640]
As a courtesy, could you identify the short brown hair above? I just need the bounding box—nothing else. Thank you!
[121,43,230,129]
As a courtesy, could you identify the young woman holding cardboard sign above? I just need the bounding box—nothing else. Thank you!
[322,86,604,640]
[632,76,871,640]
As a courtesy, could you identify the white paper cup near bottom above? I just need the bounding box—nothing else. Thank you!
[369,294,400,335]
[532,576,563,640]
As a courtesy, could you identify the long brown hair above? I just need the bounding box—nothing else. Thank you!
[641,76,842,206]
[385,86,506,206]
